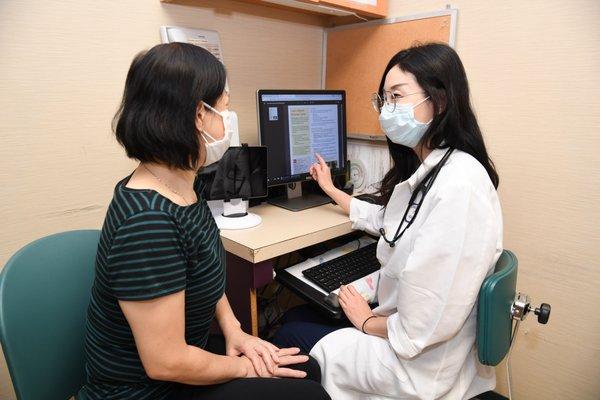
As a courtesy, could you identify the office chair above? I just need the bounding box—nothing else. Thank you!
[0,230,100,400]
[477,250,551,400]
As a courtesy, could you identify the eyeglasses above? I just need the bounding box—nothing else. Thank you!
[371,91,426,113]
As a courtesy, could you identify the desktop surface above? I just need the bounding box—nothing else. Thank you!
[219,202,352,263]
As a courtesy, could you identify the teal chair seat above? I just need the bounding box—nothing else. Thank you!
[0,230,100,400]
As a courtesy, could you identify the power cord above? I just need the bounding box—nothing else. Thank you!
[506,320,521,400]
[351,12,368,22]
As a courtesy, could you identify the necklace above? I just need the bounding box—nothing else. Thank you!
[142,164,191,206]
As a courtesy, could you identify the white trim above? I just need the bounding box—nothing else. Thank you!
[325,8,459,32]
[448,7,459,48]
[321,29,327,89]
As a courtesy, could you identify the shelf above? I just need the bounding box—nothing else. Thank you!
[160,0,387,25]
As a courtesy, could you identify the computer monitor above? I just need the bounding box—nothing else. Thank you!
[257,89,347,211]
[198,146,267,229]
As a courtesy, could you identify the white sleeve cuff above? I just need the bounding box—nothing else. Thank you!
[349,197,364,228]
[386,312,420,359]
[349,197,384,236]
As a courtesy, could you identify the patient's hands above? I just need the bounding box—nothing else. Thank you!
[339,284,374,331]
[226,330,280,376]
[241,348,308,379]
[226,329,308,378]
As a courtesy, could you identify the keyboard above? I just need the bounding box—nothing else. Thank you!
[302,242,380,293]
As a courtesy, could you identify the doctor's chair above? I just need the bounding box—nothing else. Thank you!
[476,249,551,400]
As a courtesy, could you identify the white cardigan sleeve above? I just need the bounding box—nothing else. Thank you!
[349,197,385,236]
[386,183,499,359]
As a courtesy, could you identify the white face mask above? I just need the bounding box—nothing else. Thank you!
[378,96,431,148]
[201,102,232,167]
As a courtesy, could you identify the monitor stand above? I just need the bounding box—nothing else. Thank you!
[213,198,262,230]
[268,183,331,212]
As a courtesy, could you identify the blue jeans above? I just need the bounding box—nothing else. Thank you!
[272,305,352,354]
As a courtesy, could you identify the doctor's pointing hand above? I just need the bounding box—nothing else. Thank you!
[309,153,352,214]
[309,153,334,192]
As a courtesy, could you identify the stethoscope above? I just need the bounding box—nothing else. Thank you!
[379,148,454,248]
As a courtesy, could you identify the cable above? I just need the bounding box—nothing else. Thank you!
[506,320,520,400]
[351,12,368,22]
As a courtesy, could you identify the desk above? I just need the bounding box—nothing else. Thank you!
[220,202,353,336]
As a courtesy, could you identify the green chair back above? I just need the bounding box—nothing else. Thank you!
[0,230,100,400]
[477,250,518,366]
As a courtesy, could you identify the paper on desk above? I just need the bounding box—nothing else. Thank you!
[285,236,380,303]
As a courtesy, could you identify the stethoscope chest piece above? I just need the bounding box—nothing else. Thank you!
[379,228,396,247]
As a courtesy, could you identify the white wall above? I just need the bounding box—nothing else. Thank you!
[387,1,600,399]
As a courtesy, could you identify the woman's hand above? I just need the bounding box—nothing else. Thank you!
[309,153,335,194]
[308,152,353,214]
[338,284,374,331]
[225,329,280,377]
[241,348,308,379]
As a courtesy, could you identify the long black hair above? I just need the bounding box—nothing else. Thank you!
[113,43,227,170]
[376,43,499,206]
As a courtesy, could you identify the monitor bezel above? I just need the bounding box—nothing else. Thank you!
[256,89,348,187]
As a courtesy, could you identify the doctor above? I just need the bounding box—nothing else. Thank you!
[274,43,503,399]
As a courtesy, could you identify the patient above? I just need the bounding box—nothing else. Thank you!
[80,42,330,400]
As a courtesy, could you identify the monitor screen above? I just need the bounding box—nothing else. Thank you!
[197,146,267,201]
[257,90,347,186]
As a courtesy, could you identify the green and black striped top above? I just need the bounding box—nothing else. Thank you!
[82,175,226,400]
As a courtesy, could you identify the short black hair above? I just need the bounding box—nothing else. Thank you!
[113,42,227,170]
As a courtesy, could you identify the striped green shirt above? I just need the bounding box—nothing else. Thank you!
[83,175,226,400]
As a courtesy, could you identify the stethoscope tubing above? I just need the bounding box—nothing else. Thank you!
[380,148,454,248]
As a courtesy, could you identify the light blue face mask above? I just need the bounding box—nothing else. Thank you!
[378,96,431,148]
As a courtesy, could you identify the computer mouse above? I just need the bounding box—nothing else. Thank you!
[324,292,340,308]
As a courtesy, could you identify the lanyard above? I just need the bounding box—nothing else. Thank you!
[379,148,454,248]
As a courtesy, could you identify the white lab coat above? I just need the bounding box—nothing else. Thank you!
[310,148,503,400]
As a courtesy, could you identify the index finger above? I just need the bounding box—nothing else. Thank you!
[256,346,276,374]
[347,284,360,296]
[315,153,327,166]
[265,342,280,363]
[249,353,268,377]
